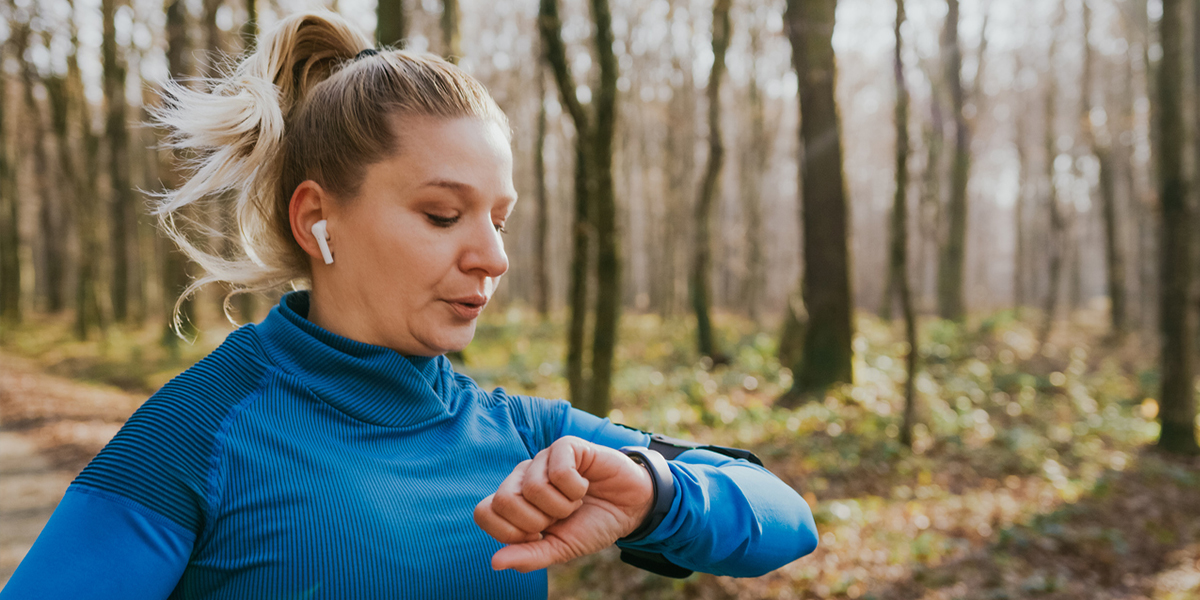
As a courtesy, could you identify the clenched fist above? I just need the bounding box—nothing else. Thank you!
[473,436,655,572]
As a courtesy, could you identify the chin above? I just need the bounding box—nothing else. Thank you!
[426,326,477,355]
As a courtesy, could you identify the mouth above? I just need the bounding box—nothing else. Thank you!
[443,295,488,320]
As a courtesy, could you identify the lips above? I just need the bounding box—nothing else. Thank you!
[444,294,488,320]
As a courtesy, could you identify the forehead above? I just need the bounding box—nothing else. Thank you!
[381,116,515,193]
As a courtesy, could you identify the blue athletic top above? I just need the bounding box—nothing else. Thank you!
[1,292,817,599]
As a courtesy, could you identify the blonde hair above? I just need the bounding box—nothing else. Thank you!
[153,11,509,330]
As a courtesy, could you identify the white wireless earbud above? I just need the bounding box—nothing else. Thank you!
[311,219,334,265]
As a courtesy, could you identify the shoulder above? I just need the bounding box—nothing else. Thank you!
[72,326,276,533]
[450,371,569,456]
[118,325,274,437]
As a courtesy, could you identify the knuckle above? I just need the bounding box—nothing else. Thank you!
[521,471,549,497]
[490,491,519,515]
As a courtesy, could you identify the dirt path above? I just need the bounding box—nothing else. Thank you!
[0,352,146,586]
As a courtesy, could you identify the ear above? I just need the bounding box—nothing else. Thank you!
[289,180,333,265]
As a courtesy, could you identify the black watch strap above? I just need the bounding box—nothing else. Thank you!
[616,447,675,543]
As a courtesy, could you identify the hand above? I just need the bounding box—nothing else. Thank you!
[473,436,655,572]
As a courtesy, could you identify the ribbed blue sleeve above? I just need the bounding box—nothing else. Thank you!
[558,408,818,577]
[0,486,193,599]
[71,327,271,533]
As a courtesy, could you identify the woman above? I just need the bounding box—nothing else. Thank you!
[1,12,817,599]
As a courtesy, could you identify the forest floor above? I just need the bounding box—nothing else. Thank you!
[0,307,1198,598]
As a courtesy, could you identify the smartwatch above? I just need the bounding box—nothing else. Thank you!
[617,446,675,542]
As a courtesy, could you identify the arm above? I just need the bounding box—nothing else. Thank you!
[0,485,192,599]
[558,408,818,578]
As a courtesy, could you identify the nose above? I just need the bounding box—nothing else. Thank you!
[461,217,509,279]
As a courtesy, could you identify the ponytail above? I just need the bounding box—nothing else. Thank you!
[152,12,368,332]
[153,10,508,335]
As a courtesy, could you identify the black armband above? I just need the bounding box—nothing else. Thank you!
[647,433,764,466]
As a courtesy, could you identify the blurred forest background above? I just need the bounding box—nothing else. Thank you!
[2,0,1200,597]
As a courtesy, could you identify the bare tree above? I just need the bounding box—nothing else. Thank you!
[0,20,21,325]
[241,0,258,50]
[161,0,198,346]
[1013,56,1030,312]
[690,0,731,362]
[17,22,67,314]
[45,1,103,337]
[378,0,408,48]
[442,0,461,63]
[534,56,550,318]
[1155,0,1199,455]
[781,0,855,400]
[103,0,134,322]
[740,20,767,325]
[890,0,918,448]
[539,0,621,416]
[936,0,969,321]
[1080,0,1126,338]
[1041,4,1065,344]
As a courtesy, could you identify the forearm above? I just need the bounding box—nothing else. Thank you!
[1,485,192,599]
[557,408,818,577]
[618,455,817,577]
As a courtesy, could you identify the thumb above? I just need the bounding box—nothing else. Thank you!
[491,537,570,573]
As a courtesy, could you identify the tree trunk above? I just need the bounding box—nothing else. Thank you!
[377,0,408,48]
[1138,0,1161,336]
[241,0,257,51]
[1156,0,1199,455]
[539,0,622,417]
[782,0,854,401]
[18,27,67,314]
[46,73,79,316]
[230,0,256,323]
[68,16,106,338]
[1013,61,1029,312]
[1098,146,1124,336]
[1080,1,1126,337]
[441,0,461,63]
[539,0,589,404]
[690,0,731,361]
[656,46,695,317]
[1041,6,1064,345]
[103,0,133,322]
[566,141,592,410]
[890,0,918,448]
[920,69,945,312]
[936,0,969,322]
[741,25,766,325]
[1191,0,1200,357]
[534,59,550,318]
[586,0,621,417]
[0,35,19,326]
[162,0,198,345]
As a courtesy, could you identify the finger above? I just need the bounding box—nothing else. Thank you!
[474,495,538,545]
[492,463,557,534]
[521,450,584,520]
[491,535,575,573]
[546,438,590,501]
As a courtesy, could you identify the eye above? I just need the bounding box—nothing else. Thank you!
[426,213,459,227]
[494,222,508,234]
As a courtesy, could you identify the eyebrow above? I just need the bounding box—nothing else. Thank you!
[420,179,475,194]
[419,178,518,207]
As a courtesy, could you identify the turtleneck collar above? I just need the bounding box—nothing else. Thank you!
[253,291,459,428]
